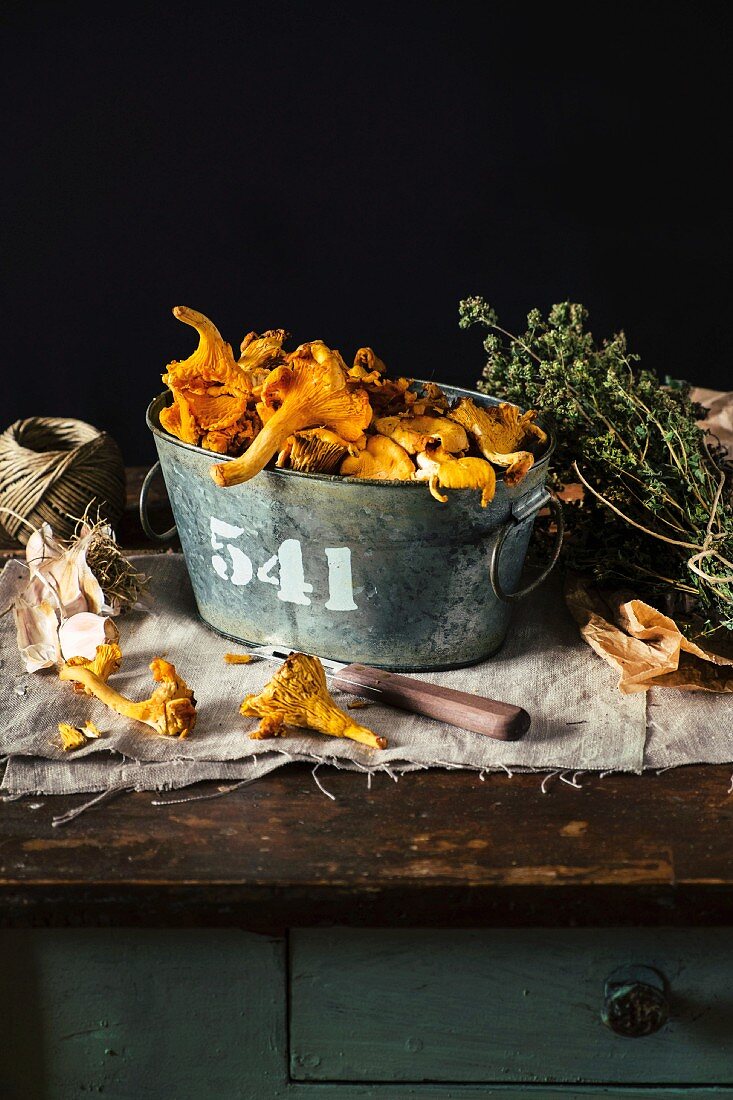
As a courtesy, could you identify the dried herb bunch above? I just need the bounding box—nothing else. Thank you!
[459,297,733,634]
[74,511,148,612]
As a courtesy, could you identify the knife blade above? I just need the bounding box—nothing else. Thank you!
[240,644,530,742]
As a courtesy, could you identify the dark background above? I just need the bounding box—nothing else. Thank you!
[3,0,731,464]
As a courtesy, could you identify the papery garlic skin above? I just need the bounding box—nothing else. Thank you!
[13,596,61,672]
[13,521,118,673]
[24,523,104,616]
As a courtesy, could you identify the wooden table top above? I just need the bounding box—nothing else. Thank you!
[1,469,731,929]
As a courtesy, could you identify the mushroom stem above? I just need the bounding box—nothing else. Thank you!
[333,721,387,750]
[210,404,303,487]
[60,657,196,738]
[209,346,372,488]
[59,665,144,718]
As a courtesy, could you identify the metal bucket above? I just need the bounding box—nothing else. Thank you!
[140,384,562,671]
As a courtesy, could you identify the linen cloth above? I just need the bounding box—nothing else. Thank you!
[1,554,646,795]
[0,553,728,796]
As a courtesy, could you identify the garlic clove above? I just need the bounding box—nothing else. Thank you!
[13,596,61,672]
[25,522,106,618]
[67,524,107,614]
[58,612,120,662]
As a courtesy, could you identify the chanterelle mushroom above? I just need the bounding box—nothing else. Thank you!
[349,346,388,383]
[410,381,450,417]
[210,341,372,487]
[415,444,497,506]
[374,415,468,455]
[276,428,355,474]
[164,306,249,392]
[58,722,90,752]
[349,348,417,416]
[65,642,122,693]
[160,307,261,454]
[340,434,415,480]
[238,329,288,374]
[60,650,196,738]
[58,720,103,752]
[449,398,546,487]
[240,653,386,749]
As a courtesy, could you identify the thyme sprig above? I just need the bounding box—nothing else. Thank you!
[459,297,733,633]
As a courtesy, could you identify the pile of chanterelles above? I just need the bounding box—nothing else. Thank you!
[160,307,547,508]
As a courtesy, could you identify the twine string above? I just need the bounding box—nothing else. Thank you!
[572,462,733,596]
[687,471,733,585]
[0,417,125,547]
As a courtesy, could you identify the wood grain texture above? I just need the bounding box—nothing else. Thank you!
[1,765,733,928]
[286,1090,733,1099]
[332,666,531,740]
[290,928,733,1085]
[284,1089,733,1099]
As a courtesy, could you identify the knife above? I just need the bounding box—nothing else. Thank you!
[242,644,530,742]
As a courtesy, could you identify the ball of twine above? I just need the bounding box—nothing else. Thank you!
[0,417,126,548]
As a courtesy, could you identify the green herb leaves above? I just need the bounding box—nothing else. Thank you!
[460,297,733,634]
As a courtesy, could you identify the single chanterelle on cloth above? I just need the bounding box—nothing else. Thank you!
[240,652,387,750]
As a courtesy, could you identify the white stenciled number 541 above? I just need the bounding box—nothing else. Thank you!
[209,517,358,611]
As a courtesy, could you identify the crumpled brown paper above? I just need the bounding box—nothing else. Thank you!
[565,574,733,693]
[691,386,733,456]
[562,388,733,693]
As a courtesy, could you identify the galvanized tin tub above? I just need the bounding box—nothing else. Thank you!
[141,385,562,671]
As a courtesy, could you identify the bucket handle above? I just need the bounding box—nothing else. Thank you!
[489,493,564,603]
[138,461,178,543]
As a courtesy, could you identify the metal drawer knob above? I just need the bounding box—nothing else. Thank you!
[601,965,669,1038]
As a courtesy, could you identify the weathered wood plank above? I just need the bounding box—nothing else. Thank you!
[1,765,733,927]
[290,928,733,1085]
[2,925,729,1099]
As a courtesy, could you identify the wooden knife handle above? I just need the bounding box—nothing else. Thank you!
[331,664,530,742]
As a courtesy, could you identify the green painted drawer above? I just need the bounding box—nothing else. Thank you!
[1,928,286,1100]
[289,928,733,1085]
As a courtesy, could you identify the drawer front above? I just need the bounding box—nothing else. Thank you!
[1,928,287,1100]
[289,927,733,1084]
